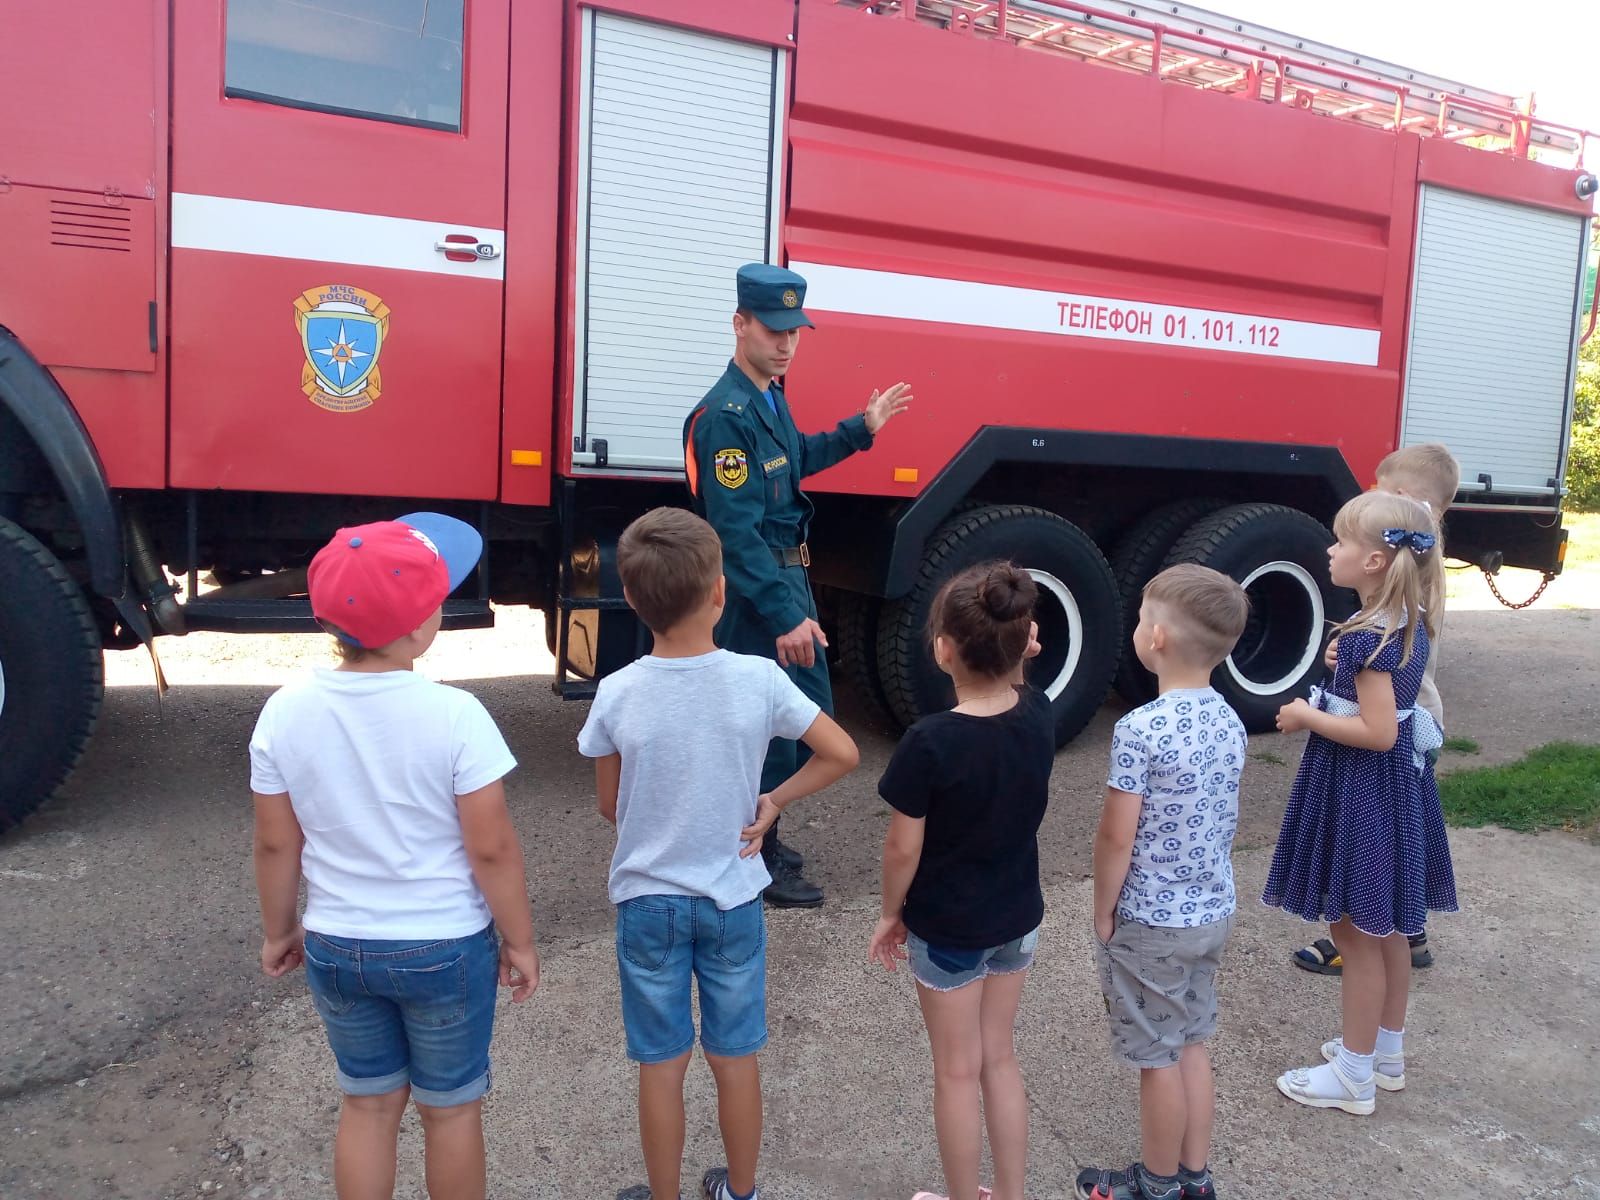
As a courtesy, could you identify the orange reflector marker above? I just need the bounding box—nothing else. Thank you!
[894,467,919,483]
[1557,536,1568,567]
[510,450,543,467]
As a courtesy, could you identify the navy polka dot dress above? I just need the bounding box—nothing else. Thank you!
[1262,623,1458,937]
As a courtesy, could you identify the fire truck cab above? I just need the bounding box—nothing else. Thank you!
[0,0,1594,827]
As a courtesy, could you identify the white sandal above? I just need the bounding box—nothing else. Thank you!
[1276,1059,1376,1115]
[1321,1037,1405,1091]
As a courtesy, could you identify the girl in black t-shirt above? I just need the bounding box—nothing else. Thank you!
[869,561,1055,1200]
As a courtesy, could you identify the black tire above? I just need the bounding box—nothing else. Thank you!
[1109,498,1224,706]
[0,518,105,831]
[1163,503,1353,732]
[834,590,899,733]
[876,504,1121,748]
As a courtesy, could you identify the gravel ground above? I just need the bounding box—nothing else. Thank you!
[2,562,1597,1198]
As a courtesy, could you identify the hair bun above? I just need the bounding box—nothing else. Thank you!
[978,564,1036,622]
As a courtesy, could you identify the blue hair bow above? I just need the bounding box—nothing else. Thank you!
[1382,527,1436,554]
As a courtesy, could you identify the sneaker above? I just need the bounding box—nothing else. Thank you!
[615,1188,663,1200]
[1179,1168,1218,1199]
[702,1166,757,1200]
[761,857,823,908]
[910,1191,992,1199]
[1076,1163,1150,1200]
[766,831,803,870]
[1321,1037,1405,1090]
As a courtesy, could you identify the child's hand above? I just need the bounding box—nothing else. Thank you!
[868,915,908,972]
[1094,911,1116,946]
[261,926,304,978]
[739,795,782,858]
[500,940,541,1003]
[1276,697,1313,733]
[1324,636,1339,673]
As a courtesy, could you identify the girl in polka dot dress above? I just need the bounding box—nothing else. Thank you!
[1263,490,1458,1115]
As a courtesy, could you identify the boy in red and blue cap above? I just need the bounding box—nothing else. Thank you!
[249,512,537,1200]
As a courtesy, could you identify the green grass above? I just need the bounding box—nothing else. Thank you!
[1249,749,1287,766]
[1563,512,1600,573]
[1442,735,1480,754]
[1440,742,1600,833]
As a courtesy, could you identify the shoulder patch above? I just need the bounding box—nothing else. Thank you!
[715,448,749,489]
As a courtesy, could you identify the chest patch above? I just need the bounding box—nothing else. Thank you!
[715,448,749,489]
[761,454,789,476]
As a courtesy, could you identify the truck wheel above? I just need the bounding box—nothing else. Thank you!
[1110,498,1223,707]
[876,504,1121,747]
[0,518,105,830]
[1163,503,1349,732]
[835,590,899,733]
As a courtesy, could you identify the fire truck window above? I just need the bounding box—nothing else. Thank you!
[224,0,464,132]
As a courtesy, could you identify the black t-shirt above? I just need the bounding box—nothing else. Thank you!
[878,685,1055,949]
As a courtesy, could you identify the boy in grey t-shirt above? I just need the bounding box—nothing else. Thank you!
[577,508,858,1200]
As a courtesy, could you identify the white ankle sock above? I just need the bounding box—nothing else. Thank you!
[1336,1043,1376,1084]
[1376,1025,1404,1057]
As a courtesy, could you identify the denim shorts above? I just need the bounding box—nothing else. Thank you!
[906,927,1040,992]
[302,924,498,1107]
[615,895,766,1063]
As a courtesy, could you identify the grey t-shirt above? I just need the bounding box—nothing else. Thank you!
[577,649,820,909]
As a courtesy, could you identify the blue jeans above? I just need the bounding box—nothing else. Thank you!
[615,895,767,1063]
[302,924,498,1107]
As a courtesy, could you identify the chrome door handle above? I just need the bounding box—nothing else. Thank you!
[434,239,501,261]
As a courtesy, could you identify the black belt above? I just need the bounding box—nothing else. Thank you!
[772,543,811,568]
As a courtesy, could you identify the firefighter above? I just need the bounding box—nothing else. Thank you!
[683,264,911,907]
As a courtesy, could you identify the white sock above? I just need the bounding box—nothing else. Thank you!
[1336,1043,1376,1084]
[1376,1025,1404,1057]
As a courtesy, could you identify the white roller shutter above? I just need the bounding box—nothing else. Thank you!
[1401,185,1586,499]
[572,12,785,472]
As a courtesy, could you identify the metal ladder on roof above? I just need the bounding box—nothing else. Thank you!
[842,0,1588,159]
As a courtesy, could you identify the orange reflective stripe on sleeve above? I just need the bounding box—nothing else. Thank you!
[685,409,703,497]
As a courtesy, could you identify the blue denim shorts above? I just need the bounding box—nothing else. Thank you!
[302,924,498,1107]
[615,895,766,1063]
[906,927,1040,992]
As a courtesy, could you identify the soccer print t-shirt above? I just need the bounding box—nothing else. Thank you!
[1106,687,1246,928]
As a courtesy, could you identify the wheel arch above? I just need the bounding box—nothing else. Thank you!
[808,428,1361,599]
[0,327,128,599]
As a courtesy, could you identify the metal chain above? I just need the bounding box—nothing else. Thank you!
[1481,569,1557,610]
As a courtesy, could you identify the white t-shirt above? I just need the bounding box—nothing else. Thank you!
[249,670,516,939]
[1106,687,1246,928]
[577,650,820,910]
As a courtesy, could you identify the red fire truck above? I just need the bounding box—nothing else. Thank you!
[1,0,1595,827]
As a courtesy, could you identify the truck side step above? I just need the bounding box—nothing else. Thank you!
[180,596,494,635]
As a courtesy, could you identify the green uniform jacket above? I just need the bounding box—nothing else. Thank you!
[683,360,873,652]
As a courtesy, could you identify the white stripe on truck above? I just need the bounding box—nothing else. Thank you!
[171,193,505,280]
[788,260,1380,366]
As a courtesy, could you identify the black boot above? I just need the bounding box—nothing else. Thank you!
[761,851,823,908]
[766,830,803,870]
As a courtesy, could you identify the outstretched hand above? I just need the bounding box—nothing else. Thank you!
[863,382,913,435]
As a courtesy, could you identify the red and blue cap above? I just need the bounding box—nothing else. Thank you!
[307,512,482,649]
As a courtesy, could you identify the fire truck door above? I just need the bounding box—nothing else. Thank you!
[168,0,509,500]
[568,10,788,474]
